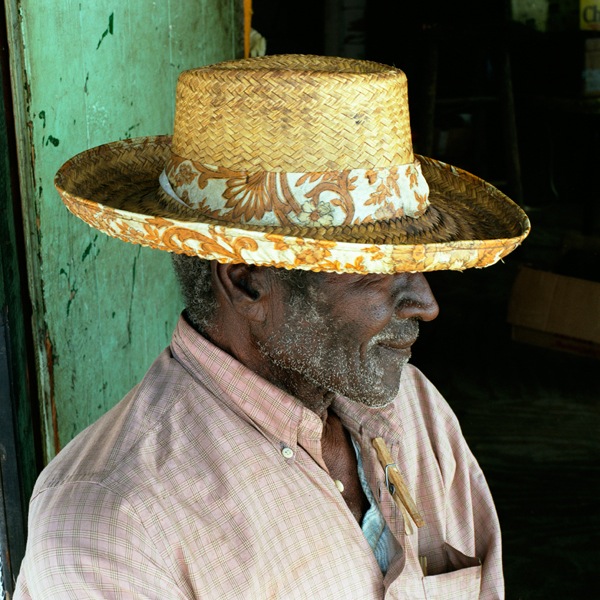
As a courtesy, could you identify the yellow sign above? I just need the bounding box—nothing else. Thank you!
[581,0,600,30]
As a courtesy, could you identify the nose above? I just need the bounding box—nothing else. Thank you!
[395,273,439,322]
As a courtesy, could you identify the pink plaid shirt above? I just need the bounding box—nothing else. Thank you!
[16,316,503,599]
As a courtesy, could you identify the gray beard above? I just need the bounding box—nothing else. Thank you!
[257,290,417,408]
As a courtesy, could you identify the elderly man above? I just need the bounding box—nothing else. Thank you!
[16,55,529,599]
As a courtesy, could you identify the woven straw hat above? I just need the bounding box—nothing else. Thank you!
[55,54,530,274]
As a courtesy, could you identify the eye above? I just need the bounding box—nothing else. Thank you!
[358,274,388,289]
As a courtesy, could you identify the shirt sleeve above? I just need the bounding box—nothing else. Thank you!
[14,481,186,600]
[443,432,504,600]
[418,372,504,600]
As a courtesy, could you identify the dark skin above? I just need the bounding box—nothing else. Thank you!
[205,262,439,523]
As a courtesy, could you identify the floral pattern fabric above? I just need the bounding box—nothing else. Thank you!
[62,190,522,275]
[165,155,430,228]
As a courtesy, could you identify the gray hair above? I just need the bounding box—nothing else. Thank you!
[171,254,218,332]
[171,253,318,332]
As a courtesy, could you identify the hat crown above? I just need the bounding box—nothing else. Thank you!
[171,54,414,172]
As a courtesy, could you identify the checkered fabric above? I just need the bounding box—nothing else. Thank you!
[15,316,503,599]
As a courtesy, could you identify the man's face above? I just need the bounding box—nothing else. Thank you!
[257,271,439,408]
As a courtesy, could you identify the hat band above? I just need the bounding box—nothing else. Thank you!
[164,154,430,228]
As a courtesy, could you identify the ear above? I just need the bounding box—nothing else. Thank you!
[212,262,275,322]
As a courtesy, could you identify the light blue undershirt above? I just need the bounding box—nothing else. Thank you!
[352,438,395,574]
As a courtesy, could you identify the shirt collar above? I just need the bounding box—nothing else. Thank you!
[333,395,404,448]
[170,315,325,457]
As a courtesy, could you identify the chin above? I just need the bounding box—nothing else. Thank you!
[349,393,397,409]
[344,382,400,408]
[338,364,405,408]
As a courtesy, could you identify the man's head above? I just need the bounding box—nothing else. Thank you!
[172,253,438,413]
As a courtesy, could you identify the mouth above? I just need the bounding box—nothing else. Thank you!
[376,341,414,365]
[370,320,420,358]
[378,339,416,351]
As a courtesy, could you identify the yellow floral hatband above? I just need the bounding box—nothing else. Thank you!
[163,155,430,228]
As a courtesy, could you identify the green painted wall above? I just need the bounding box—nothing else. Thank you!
[5,0,242,463]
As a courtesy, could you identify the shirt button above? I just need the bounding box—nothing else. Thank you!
[281,447,294,459]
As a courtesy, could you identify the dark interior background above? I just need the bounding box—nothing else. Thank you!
[253,1,599,598]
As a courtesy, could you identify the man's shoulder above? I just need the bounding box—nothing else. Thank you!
[395,363,463,435]
[30,345,215,502]
[397,363,444,406]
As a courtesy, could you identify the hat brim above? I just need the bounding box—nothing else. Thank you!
[55,135,530,274]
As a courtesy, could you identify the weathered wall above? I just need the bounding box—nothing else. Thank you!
[5,0,242,462]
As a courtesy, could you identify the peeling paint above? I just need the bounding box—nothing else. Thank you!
[45,135,60,147]
[44,332,60,455]
[81,242,93,262]
[88,104,108,130]
[59,266,78,316]
[123,245,141,349]
[123,122,141,139]
[81,234,99,262]
[96,13,114,49]
[26,120,35,164]
[65,286,78,316]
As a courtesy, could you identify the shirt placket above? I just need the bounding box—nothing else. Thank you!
[354,432,428,599]
[295,406,327,470]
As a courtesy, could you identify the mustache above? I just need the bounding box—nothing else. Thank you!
[369,318,420,347]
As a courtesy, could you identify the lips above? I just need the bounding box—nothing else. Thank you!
[378,339,416,350]
[373,319,420,352]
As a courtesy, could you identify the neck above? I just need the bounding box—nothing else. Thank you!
[205,319,335,418]
[249,358,337,418]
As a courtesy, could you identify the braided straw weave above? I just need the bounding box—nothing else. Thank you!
[55,55,530,274]
[173,55,412,172]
